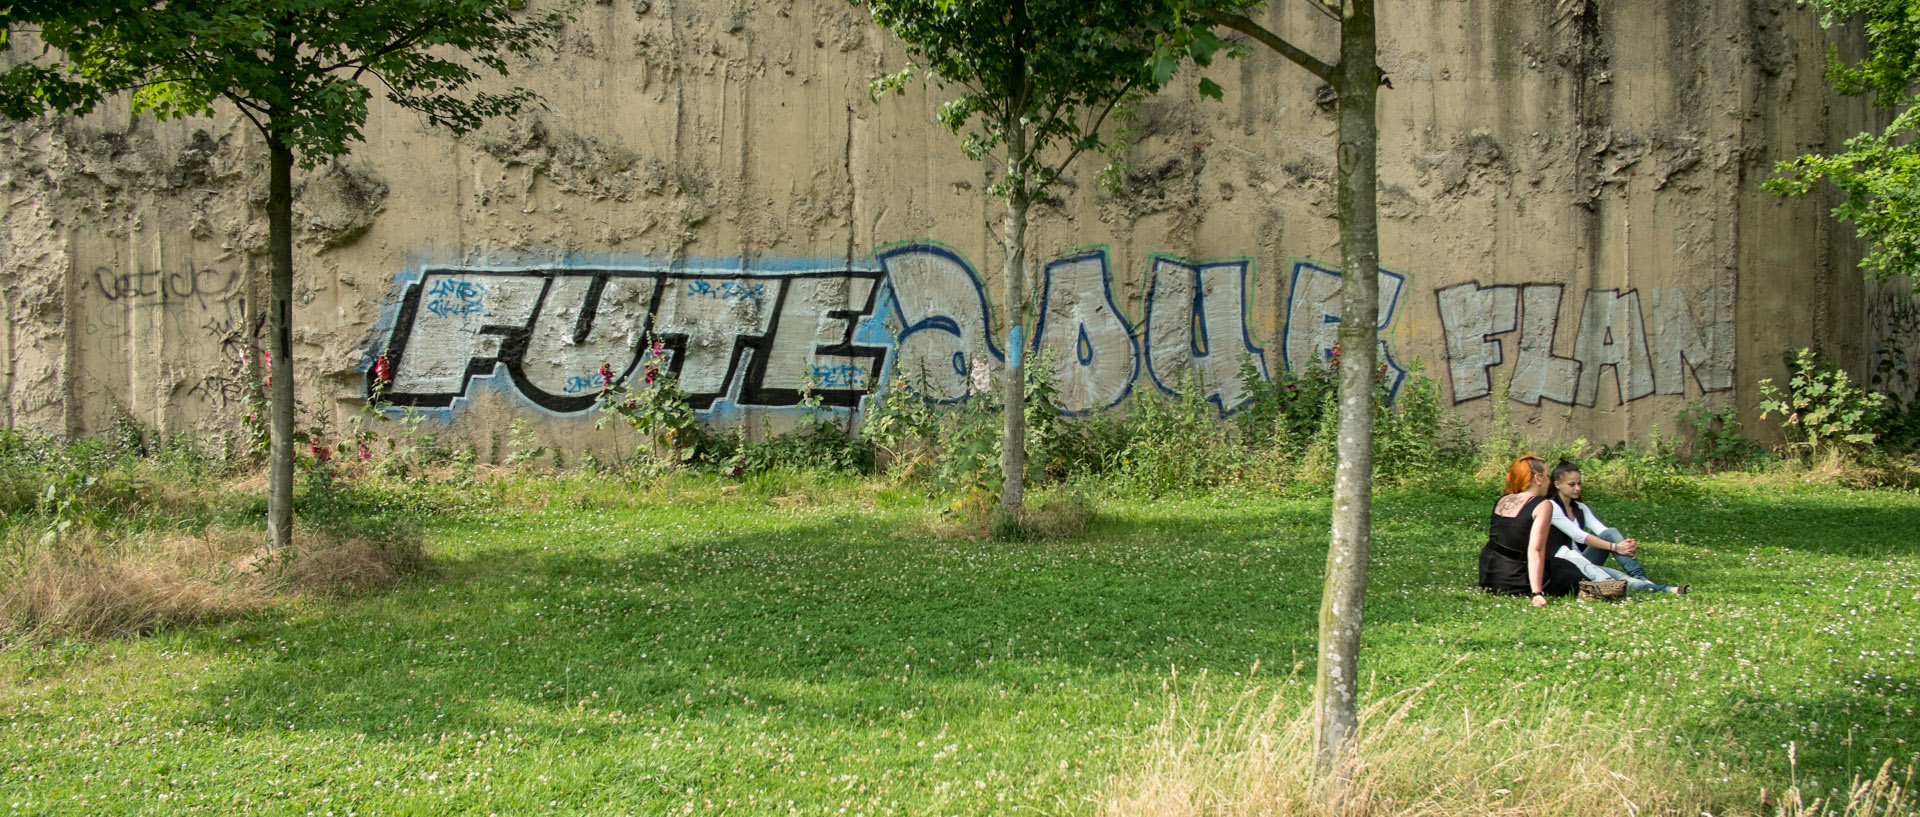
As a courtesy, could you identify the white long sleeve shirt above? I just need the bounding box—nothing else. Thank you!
[1548,500,1606,546]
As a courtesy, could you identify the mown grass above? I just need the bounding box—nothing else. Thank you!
[2,470,1917,815]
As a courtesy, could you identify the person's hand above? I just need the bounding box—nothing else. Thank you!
[1616,539,1638,557]
[1531,593,1548,608]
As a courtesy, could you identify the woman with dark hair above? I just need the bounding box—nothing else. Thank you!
[1545,460,1689,595]
[1478,455,1584,606]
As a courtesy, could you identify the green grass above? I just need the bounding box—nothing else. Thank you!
[3,471,1918,815]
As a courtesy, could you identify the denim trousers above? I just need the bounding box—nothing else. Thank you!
[1576,528,1671,593]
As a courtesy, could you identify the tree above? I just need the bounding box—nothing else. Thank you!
[1184,0,1384,783]
[0,0,560,551]
[1766,0,1920,280]
[854,0,1227,518]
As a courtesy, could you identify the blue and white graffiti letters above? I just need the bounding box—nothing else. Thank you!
[1143,257,1268,411]
[390,273,545,400]
[380,267,887,412]
[876,245,1000,401]
[1283,262,1409,396]
[1035,252,1140,412]
[379,250,1735,422]
[376,248,1404,419]
[755,275,882,396]
[686,279,769,305]
[1435,282,1733,406]
[518,276,659,405]
[423,278,489,318]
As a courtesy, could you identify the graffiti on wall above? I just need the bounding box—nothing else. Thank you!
[1435,282,1733,406]
[374,245,1359,417]
[380,266,888,413]
[372,246,1732,421]
[1282,261,1409,395]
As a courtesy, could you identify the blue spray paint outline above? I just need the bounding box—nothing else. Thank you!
[1140,254,1269,415]
[874,242,1005,405]
[368,256,888,421]
[1280,260,1409,400]
[1031,249,1140,415]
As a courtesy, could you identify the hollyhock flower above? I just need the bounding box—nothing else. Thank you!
[310,443,331,463]
[643,365,658,386]
[599,363,615,387]
[374,355,391,383]
[650,338,665,358]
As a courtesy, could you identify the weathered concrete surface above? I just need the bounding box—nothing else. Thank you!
[0,0,1894,453]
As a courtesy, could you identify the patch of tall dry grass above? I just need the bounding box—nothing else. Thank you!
[1097,666,1898,817]
[1,525,419,647]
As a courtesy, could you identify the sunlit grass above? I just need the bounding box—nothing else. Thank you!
[2,471,1917,815]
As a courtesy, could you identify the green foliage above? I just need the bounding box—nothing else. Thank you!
[1764,0,1920,280]
[0,0,561,164]
[500,419,548,470]
[1374,361,1450,483]
[1758,348,1891,455]
[1678,400,1761,470]
[596,342,704,464]
[857,0,1228,202]
[1110,375,1247,497]
[1233,352,1338,457]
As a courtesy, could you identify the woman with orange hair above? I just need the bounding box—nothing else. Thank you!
[1478,455,1583,605]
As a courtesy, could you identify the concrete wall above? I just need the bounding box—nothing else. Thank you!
[0,0,1892,452]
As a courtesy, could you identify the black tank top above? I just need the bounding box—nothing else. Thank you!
[1487,495,1546,560]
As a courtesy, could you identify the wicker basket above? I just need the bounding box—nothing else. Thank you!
[1578,580,1628,602]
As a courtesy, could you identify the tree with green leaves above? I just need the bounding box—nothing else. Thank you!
[0,0,560,551]
[1766,0,1920,280]
[854,0,1228,518]
[1180,0,1384,785]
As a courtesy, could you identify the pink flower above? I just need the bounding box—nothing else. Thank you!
[359,447,371,461]
[310,443,331,463]
[374,355,391,383]
[643,365,658,386]
[650,338,665,358]
[598,363,615,388]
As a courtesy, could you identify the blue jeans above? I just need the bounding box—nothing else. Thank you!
[1581,528,1670,592]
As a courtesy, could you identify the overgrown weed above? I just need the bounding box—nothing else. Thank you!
[1,524,417,646]
[1102,668,1716,817]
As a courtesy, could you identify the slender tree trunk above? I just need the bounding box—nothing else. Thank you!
[1000,121,1029,516]
[266,135,296,552]
[1315,0,1379,784]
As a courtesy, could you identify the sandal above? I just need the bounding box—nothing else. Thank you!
[1672,584,1690,595]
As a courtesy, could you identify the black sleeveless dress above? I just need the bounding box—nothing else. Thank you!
[1478,494,1582,597]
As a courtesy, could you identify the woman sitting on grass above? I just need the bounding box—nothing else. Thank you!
[1478,454,1584,606]
[1546,460,1689,595]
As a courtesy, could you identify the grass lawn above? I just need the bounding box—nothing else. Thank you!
[3,472,1917,815]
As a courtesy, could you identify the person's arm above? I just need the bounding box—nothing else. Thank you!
[1549,502,1612,550]
[1528,502,1552,607]
[1580,502,1637,557]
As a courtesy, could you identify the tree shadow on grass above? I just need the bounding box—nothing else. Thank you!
[174,498,1341,797]
[162,486,1918,808]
